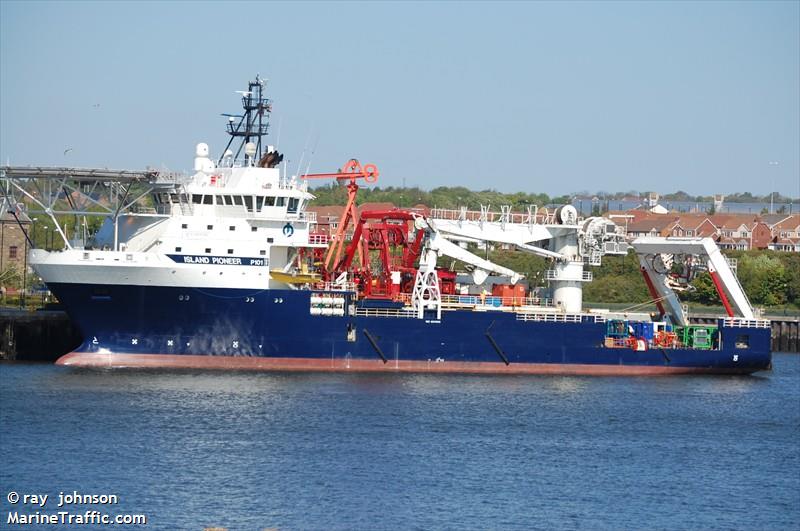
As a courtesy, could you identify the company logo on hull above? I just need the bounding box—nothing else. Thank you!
[167,254,268,267]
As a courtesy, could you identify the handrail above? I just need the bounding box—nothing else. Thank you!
[311,281,357,293]
[722,318,770,329]
[429,207,555,225]
[354,307,417,318]
[516,313,583,323]
[396,292,553,308]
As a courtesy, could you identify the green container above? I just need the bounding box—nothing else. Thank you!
[676,325,717,350]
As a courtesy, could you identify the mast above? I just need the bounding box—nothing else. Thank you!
[218,75,273,165]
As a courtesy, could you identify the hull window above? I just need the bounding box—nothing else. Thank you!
[735,335,750,349]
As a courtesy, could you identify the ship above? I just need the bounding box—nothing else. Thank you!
[2,76,772,375]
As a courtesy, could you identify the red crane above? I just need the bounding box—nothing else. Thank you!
[302,159,379,273]
[333,209,425,298]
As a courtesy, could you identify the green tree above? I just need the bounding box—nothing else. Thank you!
[684,273,720,305]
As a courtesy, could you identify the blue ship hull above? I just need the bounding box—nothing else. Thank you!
[49,283,772,375]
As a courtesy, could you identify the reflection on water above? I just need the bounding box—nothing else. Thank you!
[1,355,798,530]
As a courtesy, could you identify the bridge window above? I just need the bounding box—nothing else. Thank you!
[203,195,213,205]
[288,197,299,213]
[233,196,243,206]
[244,196,254,212]
[192,194,202,204]
[276,197,286,207]
[256,196,264,212]
[224,195,233,205]
[264,196,276,207]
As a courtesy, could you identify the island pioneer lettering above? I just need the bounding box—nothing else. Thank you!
[171,255,266,266]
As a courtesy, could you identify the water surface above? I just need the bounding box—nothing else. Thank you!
[1,355,798,530]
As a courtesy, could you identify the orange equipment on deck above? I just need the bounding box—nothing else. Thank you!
[301,159,379,273]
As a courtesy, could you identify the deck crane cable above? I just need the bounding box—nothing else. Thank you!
[620,294,672,314]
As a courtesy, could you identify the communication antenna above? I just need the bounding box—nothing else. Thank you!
[303,133,321,177]
[295,123,315,177]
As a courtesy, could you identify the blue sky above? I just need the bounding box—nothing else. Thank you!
[1,1,798,196]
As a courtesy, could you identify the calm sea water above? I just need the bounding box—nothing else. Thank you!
[1,355,798,531]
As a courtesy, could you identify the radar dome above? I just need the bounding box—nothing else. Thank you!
[195,143,209,157]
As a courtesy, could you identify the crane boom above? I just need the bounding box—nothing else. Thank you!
[631,237,755,324]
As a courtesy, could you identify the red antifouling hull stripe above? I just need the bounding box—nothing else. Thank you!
[55,352,758,376]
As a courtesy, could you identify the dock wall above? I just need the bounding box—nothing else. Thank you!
[0,309,82,362]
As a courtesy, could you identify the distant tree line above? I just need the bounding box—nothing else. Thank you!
[310,184,570,209]
[310,184,799,209]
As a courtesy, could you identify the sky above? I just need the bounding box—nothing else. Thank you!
[1,1,798,197]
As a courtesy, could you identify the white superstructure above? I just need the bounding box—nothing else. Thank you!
[29,142,322,290]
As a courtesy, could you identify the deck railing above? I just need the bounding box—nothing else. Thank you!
[722,318,770,329]
[311,281,357,293]
[516,313,583,323]
[395,293,553,309]
[354,307,417,319]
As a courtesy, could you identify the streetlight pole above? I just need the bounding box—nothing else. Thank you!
[21,240,26,308]
[768,161,779,214]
